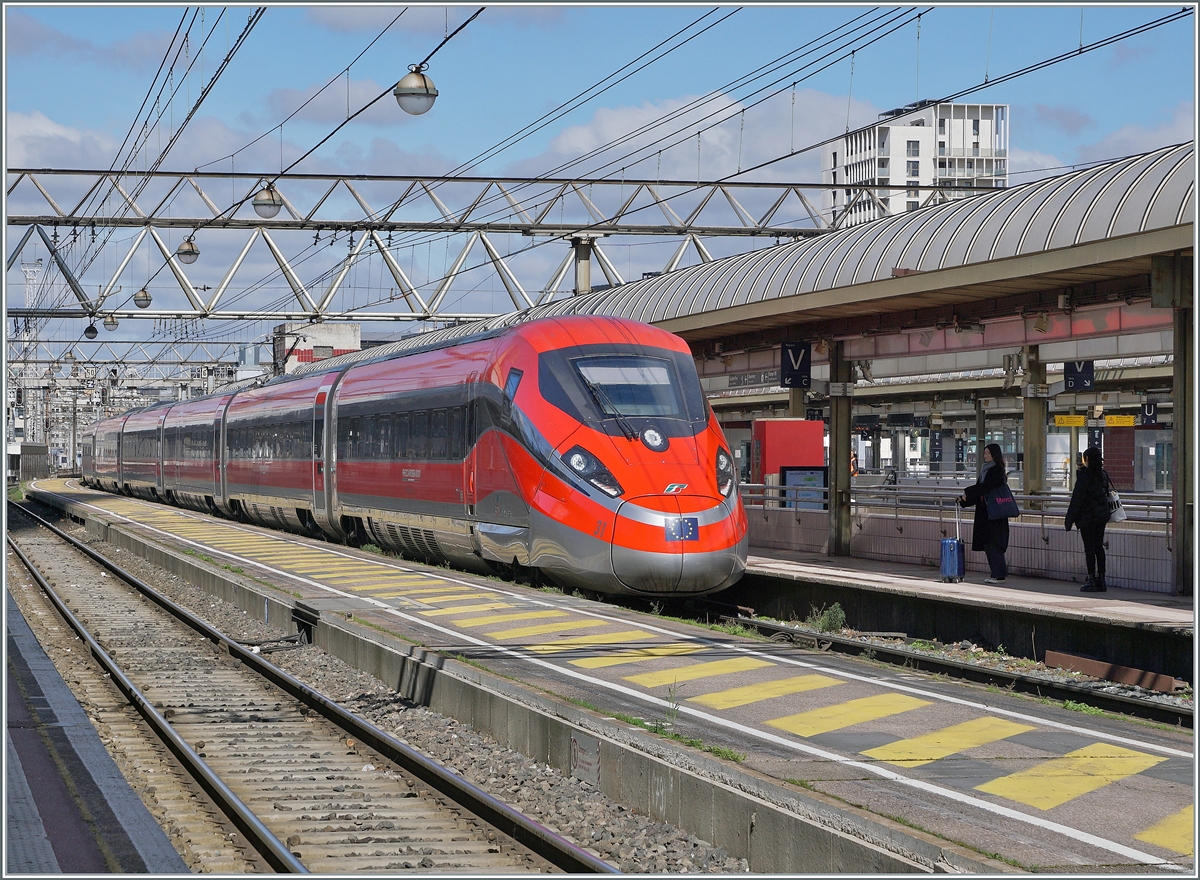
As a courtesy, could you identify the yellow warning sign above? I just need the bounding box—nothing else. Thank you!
[1055,415,1087,427]
[1105,415,1136,427]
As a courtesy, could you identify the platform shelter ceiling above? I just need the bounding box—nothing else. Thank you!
[523,142,1192,345]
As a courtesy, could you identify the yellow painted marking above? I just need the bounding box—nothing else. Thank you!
[766,694,932,738]
[688,674,842,710]
[418,593,493,604]
[1135,806,1194,856]
[388,585,475,596]
[456,611,567,627]
[485,619,609,639]
[527,630,656,654]
[570,643,704,668]
[623,657,773,688]
[862,716,1035,767]
[975,742,1167,810]
[420,603,514,617]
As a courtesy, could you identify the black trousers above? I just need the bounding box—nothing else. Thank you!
[983,541,1007,580]
[1079,521,1108,579]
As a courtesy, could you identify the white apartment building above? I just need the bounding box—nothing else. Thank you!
[823,100,1009,227]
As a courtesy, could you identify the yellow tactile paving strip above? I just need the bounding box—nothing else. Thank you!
[44,484,1196,853]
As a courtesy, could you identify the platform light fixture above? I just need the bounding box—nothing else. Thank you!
[253,184,284,219]
[176,235,200,265]
[133,287,152,308]
[83,323,98,339]
[1033,313,1049,333]
[103,314,119,331]
[393,64,438,115]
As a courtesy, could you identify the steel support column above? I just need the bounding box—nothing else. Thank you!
[828,341,852,556]
[1023,345,1047,503]
[571,236,594,296]
[787,387,806,418]
[1155,255,1194,595]
[975,397,986,475]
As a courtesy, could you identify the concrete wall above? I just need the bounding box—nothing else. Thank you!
[748,507,1173,593]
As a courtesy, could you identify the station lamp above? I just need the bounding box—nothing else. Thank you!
[83,323,98,339]
[253,184,284,219]
[176,235,200,265]
[393,64,438,115]
[133,287,153,309]
[103,314,119,331]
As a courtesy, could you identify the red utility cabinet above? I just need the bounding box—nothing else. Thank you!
[750,418,825,483]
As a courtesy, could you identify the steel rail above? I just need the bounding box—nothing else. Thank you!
[719,614,1192,728]
[8,500,619,875]
[5,520,308,873]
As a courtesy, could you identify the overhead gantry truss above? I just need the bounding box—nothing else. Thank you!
[2,168,904,326]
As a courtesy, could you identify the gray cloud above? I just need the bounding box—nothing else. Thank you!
[1032,104,1095,136]
[304,5,564,36]
[5,10,173,70]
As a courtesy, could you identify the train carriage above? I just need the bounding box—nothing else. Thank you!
[82,315,747,597]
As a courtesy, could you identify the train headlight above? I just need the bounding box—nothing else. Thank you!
[562,446,624,498]
[716,447,735,497]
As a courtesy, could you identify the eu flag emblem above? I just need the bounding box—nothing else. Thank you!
[665,517,699,541]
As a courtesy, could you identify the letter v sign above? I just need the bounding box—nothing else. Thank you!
[781,342,812,388]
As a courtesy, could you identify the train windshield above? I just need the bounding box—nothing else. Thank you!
[573,357,684,419]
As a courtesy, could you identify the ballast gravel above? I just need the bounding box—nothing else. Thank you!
[60,524,749,874]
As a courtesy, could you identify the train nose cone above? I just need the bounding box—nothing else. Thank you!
[611,495,744,595]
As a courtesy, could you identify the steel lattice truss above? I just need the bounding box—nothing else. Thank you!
[6,338,244,383]
[5,168,860,327]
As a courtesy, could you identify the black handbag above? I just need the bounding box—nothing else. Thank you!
[984,483,1020,519]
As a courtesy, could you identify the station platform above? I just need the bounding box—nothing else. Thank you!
[5,589,188,874]
[735,546,1194,684]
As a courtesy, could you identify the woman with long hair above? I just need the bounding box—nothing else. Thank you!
[958,443,1010,584]
[1064,446,1112,592]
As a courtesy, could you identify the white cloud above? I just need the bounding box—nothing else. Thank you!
[1032,104,1094,136]
[5,110,120,169]
[502,88,877,185]
[1007,146,1066,180]
[1075,101,1194,164]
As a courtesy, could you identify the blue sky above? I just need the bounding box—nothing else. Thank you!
[4,3,1196,344]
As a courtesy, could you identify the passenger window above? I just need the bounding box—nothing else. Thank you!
[396,412,410,459]
[431,409,448,459]
[415,408,429,456]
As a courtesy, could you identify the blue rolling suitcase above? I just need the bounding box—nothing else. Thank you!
[940,504,965,582]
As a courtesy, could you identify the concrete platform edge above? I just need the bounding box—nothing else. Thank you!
[29,490,1016,874]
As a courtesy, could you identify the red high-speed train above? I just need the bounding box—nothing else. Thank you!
[81,315,747,597]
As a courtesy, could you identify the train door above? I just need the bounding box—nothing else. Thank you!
[214,395,234,513]
[312,379,336,514]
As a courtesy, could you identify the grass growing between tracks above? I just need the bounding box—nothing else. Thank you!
[8,482,26,502]
[786,778,1028,871]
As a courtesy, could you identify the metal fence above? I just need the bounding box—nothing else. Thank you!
[738,481,1174,590]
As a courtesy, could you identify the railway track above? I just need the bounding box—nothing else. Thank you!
[6,501,616,874]
[719,614,1193,728]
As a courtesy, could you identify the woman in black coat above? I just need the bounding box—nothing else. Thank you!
[1064,446,1112,592]
[958,443,1010,584]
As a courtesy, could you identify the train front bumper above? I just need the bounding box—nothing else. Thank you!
[610,494,747,595]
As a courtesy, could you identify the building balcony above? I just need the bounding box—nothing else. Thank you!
[938,147,1007,158]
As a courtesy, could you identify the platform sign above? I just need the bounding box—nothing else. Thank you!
[780,466,827,510]
[780,342,811,388]
[570,730,600,787]
[1141,403,1159,426]
[1088,427,1104,449]
[930,431,943,462]
[805,408,825,422]
[1064,360,1095,392]
[1105,414,1136,427]
[1055,415,1087,427]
